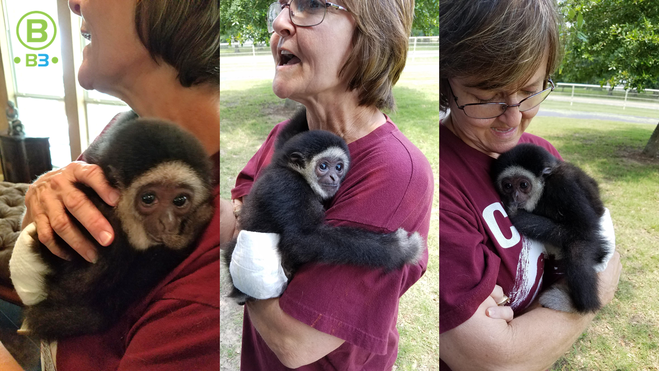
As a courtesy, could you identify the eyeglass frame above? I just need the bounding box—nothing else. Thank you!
[267,0,349,33]
[447,79,555,119]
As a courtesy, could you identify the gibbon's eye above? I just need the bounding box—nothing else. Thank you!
[141,193,156,205]
[520,181,529,189]
[503,182,513,190]
[319,162,328,171]
[336,163,343,172]
[173,195,188,207]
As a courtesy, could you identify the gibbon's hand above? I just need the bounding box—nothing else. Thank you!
[229,230,288,300]
[23,161,120,263]
[485,285,514,322]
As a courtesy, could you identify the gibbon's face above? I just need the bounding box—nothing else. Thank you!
[498,174,534,212]
[68,0,153,94]
[445,58,549,158]
[269,0,355,106]
[314,155,346,198]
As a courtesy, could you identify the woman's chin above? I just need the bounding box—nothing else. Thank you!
[77,70,94,91]
[272,80,293,100]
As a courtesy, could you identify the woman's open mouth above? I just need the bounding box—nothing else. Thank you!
[279,50,301,66]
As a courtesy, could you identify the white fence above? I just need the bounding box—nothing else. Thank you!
[554,82,659,110]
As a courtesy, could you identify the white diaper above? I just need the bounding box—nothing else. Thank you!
[229,230,288,300]
[9,222,51,306]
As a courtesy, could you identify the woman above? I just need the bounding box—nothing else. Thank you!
[220,0,434,368]
[439,1,621,370]
[16,0,219,370]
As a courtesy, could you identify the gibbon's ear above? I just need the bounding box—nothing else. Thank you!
[289,152,305,169]
[542,166,553,178]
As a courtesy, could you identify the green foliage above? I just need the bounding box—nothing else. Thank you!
[220,0,439,46]
[558,0,659,91]
[220,0,272,45]
[413,0,439,36]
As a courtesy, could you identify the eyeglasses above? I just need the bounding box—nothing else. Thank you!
[267,0,349,33]
[448,79,555,119]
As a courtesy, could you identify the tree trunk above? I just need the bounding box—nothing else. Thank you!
[642,123,659,158]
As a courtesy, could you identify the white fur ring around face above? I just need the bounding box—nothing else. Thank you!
[229,230,288,300]
[9,222,51,306]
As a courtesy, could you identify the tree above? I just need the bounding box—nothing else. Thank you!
[220,0,439,45]
[558,0,659,156]
[220,0,272,45]
[558,0,659,91]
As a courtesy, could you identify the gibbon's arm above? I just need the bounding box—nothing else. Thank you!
[440,251,621,371]
[247,298,344,368]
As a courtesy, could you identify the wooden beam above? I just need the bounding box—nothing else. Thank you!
[57,0,86,160]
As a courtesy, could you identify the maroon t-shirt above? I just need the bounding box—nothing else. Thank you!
[231,117,434,370]
[54,114,220,370]
[439,124,561,369]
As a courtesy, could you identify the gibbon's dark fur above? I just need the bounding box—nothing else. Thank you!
[491,143,608,313]
[18,117,214,340]
[223,109,424,304]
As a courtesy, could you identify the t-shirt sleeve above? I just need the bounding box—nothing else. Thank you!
[439,196,501,333]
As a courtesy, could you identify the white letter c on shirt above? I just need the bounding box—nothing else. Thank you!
[482,203,521,249]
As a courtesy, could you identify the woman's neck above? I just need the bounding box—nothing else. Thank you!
[110,66,219,155]
[303,94,386,144]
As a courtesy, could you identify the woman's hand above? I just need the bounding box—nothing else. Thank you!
[220,198,242,244]
[485,285,514,322]
[23,161,120,263]
[597,250,622,306]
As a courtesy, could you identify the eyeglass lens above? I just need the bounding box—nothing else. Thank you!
[463,87,553,119]
[267,0,327,32]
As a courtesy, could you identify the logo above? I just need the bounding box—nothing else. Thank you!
[14,11,59,67]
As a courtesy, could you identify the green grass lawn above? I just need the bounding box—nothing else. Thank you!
[220,57,440,370]
[526,118,659,370]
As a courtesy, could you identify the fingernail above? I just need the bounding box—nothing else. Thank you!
[109,191,121,205]
[86,250,98,264]
[99,231,113,246]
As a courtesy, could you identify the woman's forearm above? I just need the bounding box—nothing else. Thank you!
[441,294,595,371]
[246,298,344,368]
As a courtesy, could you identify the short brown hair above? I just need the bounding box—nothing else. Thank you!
[440,0,562,112]
[340,0,415,110]
[135,0,219,87]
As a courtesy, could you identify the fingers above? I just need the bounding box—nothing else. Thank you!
[490,285,509,305]
[71,162,121,207]
[23,162,118,263]
[486,285,514,322]
[487,306,514,322]
[598,251,622,306]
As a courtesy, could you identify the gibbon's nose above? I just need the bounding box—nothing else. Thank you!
[160,211,179,233]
